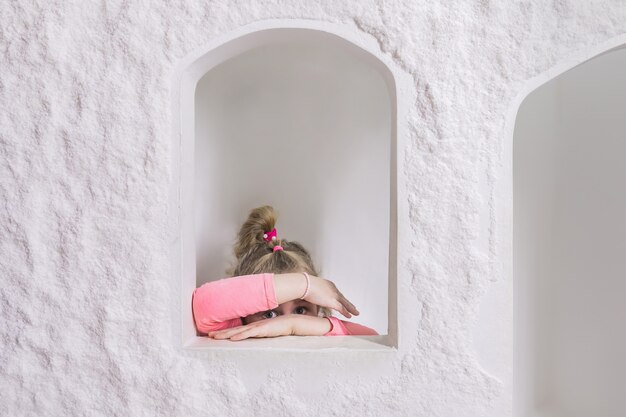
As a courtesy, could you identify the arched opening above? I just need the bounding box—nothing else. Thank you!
[513,43,626,416]
[171,24,400,350]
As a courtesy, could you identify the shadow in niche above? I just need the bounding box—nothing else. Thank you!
[192,39,392,337]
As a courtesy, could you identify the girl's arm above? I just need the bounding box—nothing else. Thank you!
[291,316,378,336]
[193,272,361,334]
[208,315,379,340]
[193,272,314,334]
[273,272,309,303]
[193,273,279,334]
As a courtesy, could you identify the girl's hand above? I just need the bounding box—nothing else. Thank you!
[273,273,360,319]
[304,275,360,319]
[208,315,297,341]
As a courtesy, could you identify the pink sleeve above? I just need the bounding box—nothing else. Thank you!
[192,273,278,334]
[323,316,379,336]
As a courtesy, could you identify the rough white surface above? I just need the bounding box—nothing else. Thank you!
[1,1,624,416]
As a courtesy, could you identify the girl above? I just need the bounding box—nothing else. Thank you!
[192,205,379,340]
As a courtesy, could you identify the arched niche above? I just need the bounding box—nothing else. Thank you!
[171,23,400,351]
[512,42,626,416]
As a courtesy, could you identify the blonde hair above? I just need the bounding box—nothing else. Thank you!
[227,205,332,318]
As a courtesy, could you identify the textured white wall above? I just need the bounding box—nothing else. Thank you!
[1,2,625,416]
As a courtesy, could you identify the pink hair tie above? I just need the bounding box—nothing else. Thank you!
[273,245,283,252]
[263,228,277,242]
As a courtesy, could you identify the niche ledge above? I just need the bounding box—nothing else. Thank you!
[185,335,396,352]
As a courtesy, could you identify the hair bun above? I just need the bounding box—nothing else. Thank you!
[233,205,277,260]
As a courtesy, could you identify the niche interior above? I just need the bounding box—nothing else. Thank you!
[513,44,626,416]
[174,27,399,350]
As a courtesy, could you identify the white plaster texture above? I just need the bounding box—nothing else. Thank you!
[1,1,625,417]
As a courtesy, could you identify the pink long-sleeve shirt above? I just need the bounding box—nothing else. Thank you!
[192,273,379,336]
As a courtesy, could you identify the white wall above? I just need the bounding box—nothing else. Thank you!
[514,47,626,417]
[1,3,626,416]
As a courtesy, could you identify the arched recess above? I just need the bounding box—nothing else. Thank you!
[505,37,626,417]
[170,21,403,351]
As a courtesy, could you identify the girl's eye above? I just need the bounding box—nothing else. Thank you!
[294,306,307,315]
[263,311,277,319]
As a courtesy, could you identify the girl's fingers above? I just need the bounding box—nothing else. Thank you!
[340,295,360,316]
[211,325,251,339]
[208,326,239,338]
[331,292,358,317]
[231,323,276,340]
[212,321,272,341]
[333,288,359,315]
[230,328,262,341]
[333,302,352,319]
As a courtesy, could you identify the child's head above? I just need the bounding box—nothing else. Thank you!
[229,205,332,323]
